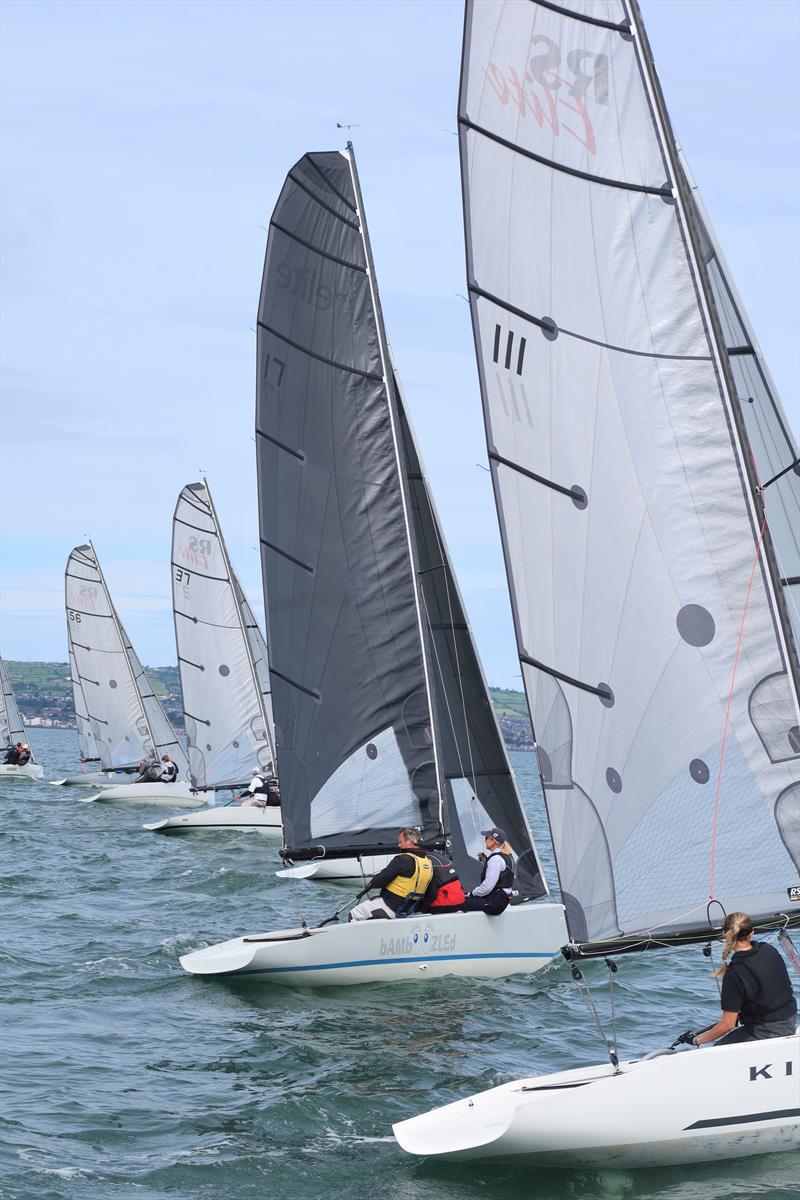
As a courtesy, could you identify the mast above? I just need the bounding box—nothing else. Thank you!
[204,479,277,768]
[344,143,447,837]
[628,0,800,715]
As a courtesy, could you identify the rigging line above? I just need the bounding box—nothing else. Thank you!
[418,585,482,850]
[570,964,619,1072]
[708,507,768,901]
[759,456,800,492]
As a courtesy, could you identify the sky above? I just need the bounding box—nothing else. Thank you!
[1,0,798,686]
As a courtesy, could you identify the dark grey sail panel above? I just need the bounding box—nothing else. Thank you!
[256,150,440,858]
[395,383,547,898]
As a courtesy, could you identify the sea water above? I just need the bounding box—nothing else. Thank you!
[1,728,797,1199]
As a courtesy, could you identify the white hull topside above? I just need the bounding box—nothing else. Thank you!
[144,803,282,834]
[0,762,44,781]
[81,782,205,807]
[51,771,135,787]
[393,1032,800,1169]
[275,854,394,882]
[179,901,567,987]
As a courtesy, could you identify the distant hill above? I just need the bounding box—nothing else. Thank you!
[4,661,534,749]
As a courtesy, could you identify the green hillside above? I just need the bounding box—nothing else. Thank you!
[488,687,530,720]
[3,662,533,748]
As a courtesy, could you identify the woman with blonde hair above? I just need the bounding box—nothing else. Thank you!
[677,912,797,1047]
[460,827,515,916]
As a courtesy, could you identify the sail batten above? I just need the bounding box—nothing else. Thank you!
[459,0,800,948]
[171,482,276,791]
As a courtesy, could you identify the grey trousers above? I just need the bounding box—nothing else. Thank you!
[716,1017,798,1045]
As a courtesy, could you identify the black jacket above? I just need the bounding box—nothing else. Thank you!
[366,850,437,913]
[720,942,797,1026]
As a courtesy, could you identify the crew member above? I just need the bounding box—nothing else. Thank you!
[17,744,31,766]
[3,742,22,764]
[349,827,434,921]
[158,754,179,783]
[677,912,797,1047]
[240,768,280,808]
[460,827,515,915]
[421,850,465,914]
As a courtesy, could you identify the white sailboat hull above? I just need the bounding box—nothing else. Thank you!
[275,854,394,882]
[144,804,282,834]
[51,771,135,787]
[393,1032,800,1168]
[180,901,567,987]
[81,781,204,807]
[0,762,44,781]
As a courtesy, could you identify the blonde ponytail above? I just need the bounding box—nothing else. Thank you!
[714,911,754,977]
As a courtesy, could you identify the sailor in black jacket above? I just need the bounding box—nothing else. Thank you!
[687,912,797,1046]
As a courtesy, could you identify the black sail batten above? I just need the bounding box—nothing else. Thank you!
[564,910,800,961]
[393,369,548,898]
[256,148,444,861]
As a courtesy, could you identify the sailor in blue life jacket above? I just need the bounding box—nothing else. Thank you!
[158,755,179,783]
[676,911,797,1047]
[349,827,436,921]
[460,827,515,916]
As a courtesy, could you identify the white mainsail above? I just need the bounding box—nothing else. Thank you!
[459,0,800,947]
[0,655,35,759]
[172,482,276,791]
[65,544,188,774]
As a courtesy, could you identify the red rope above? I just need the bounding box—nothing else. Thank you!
[708,506,768,900]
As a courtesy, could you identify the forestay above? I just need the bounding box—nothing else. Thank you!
[65,544,187,774]
[0,656,34,758]
[172,482,276,790]
[459,0,800,947]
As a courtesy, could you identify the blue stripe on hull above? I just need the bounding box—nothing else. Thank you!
[232,950,557,977]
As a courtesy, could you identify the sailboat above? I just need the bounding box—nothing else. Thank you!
[394,0,799,1166]
[51,645,121,786]
[145,481,281,834]
[0,657,44,780]
[62,544,199,806]
[179,144,567,985]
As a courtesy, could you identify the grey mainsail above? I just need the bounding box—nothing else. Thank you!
[172,481,276,790]
[459,0,800,948]
[256,145,547,892]
[0,656,35,759]
[65,544,188,774]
